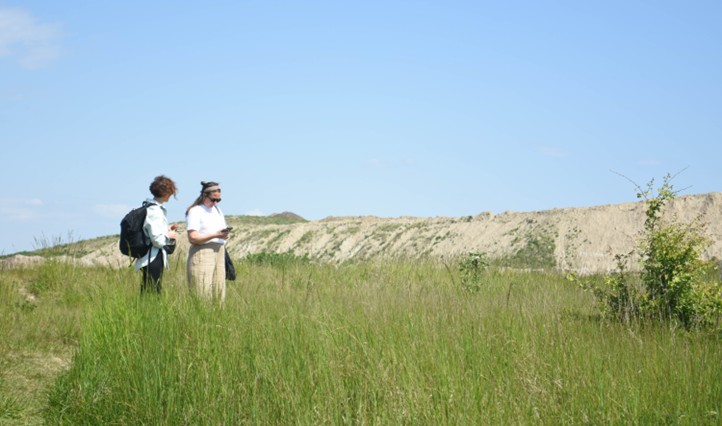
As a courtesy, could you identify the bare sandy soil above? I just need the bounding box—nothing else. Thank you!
[4,192,722,274]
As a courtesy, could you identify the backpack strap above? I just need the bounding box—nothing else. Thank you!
[142,201,157,264]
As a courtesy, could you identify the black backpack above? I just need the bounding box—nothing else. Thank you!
[119,201,154,258]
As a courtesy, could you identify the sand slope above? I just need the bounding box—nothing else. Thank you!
[5,192,722,274]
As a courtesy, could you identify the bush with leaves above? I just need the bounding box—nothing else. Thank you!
[458,252,488,293]
[588,174,722,329]
[589,252,641,322]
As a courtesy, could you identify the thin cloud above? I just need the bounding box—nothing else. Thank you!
[368,158,387,168]
[245,208,264,216]
[0,197,44,221]
[94,204,130,219]
[538,145,569,158]
[0,7,61,69]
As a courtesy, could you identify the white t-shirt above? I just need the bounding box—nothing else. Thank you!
[186,204,227,245]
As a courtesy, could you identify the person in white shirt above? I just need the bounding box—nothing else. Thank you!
[137,175,179,293]
[185,181,230,302]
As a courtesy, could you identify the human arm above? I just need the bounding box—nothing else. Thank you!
[187,228,229,245]
[185,206,229,245]
[144,205,175,248]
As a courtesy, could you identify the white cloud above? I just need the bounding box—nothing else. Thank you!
[0,197,44,221]
[0,7,61,69]
[94,204,131,219]
[368,158,386,168]
[538,145,569,158]
[245,208,264,216]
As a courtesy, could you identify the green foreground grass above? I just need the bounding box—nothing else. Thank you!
[1,256,720,425]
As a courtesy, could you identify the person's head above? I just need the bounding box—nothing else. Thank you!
[201,181,222,202]
[149,175,178,201]
[186,180,222,214]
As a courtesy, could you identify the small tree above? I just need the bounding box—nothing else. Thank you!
[588,173,722,329]
[636,175,710,327]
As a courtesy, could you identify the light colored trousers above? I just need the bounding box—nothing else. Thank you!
[187,242,226,302]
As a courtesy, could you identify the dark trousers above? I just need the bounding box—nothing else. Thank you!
[141,251,164,294]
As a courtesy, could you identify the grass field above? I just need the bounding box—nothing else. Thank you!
[1,254,720,424]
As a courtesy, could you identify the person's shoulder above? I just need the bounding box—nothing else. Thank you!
[187,204,206,216]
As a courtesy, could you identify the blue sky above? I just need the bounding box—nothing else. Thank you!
[1,1,721,255]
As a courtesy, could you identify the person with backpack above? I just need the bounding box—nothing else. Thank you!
[185,180,230,302]
[136,175,179,293]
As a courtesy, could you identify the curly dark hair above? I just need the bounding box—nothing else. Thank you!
[149,175,178,199]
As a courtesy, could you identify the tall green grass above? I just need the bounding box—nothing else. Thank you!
[0,259,138,424]
[2,257,721,424]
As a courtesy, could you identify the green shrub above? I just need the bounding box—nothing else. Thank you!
[589,174,722,329]
[458,252,487,292]
[589,252,642,322]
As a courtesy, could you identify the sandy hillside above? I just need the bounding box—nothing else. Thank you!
[5,192,722,274]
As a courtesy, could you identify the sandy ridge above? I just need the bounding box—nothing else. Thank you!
[4,192,722,274]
